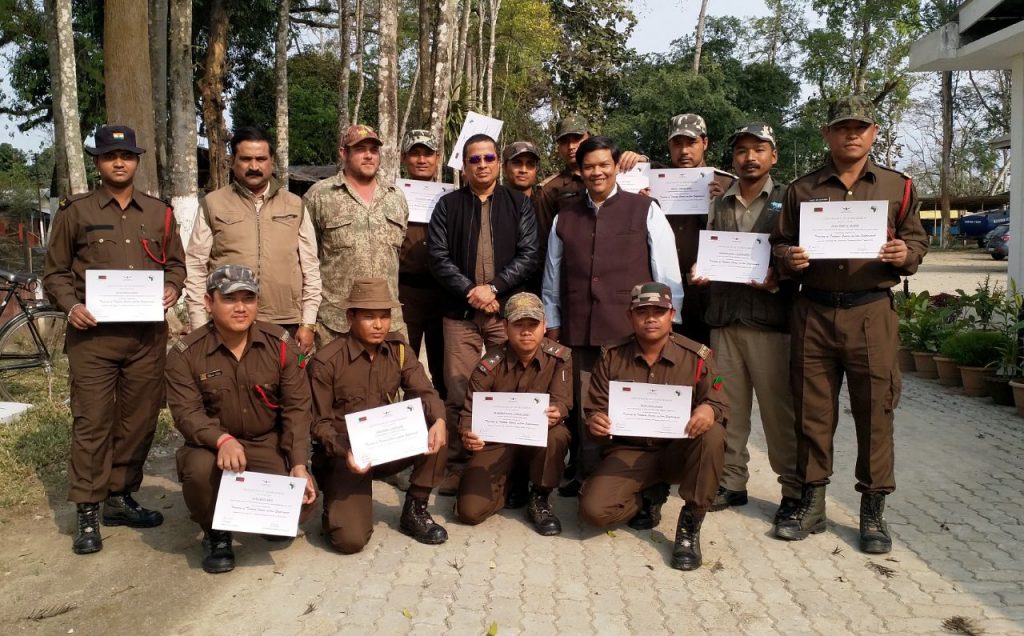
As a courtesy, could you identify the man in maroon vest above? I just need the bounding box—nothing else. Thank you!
[541,135,684,505]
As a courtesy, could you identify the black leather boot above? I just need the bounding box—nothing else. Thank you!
[103,493,164,528]
[526,490,562,536]
[709,486,748,512]
[774,485,827,541]
[73,503,103,555]
[859,493,892,554]
[504,468,530,509]
[773,496,802,526]
[202,530,235,574]
[399,496,448,545]
[628,482,670,530]
[670,505,704,571]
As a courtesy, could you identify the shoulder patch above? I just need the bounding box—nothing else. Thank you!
[477,348,505,374]
[671,333,712,360]
[174,339,189,352]
[542,340,571,361]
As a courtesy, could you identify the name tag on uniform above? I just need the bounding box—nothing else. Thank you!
[199,370,223,382]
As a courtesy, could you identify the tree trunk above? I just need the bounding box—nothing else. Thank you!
[453,0,472,101]
[338,0,351,136]
[417,0,434,128]
[149,0,169,197]
[46,0,88,196]
[199,0,231,191]
[352,0,366,124]
[939,70,953,248]
[854,10,871,93]
[692,0,710,74]
[400,62,420,146]
[168,0,199,244]
[377,0,400,182]
[475,0,484,109]
[484,0,500,115]
[429,0,457,177]
[104,0,160,196]
[275,0,290,187]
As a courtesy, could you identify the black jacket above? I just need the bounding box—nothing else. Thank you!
[427,184,540,319]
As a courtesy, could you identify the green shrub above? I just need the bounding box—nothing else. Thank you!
[939,330,1008,368]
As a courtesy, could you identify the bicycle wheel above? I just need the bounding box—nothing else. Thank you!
[0,310,70,406]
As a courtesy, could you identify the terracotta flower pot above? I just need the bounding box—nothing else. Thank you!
[897,348,916,373]
[911,351,938,379]
[1011,381,1024,417]
[959,366,991,397]
[985,376,1016,406]
[933,356,962,387]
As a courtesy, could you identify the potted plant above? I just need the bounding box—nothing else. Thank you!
[991,282,1024,407]
[902,293,959,379]
[933,327,964,387]
[896,290,928,372]
[939,330,1007,397]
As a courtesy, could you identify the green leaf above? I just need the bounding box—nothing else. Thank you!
[487,622,499,635]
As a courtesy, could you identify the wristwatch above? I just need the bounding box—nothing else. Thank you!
[489,284,498,296]
[300,323,318,333]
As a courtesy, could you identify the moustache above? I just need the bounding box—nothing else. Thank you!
[742,163,761,170]
[245,170,263,177]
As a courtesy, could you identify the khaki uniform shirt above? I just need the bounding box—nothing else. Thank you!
[585,333,729,447]
[43,188,187,314]
[770,158,928,291]
[537,168,585,246]
[459,338,573,434]
[307,333,445,457]
[709,176,775,233]
[164,321,312,467]
[303,174,409,334]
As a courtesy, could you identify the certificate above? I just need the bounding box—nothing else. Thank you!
[617,162,650,193]
[396,179,456,224]
[695,230,771,284]
[648,168,713,215]
[607,381,692,439]
[346,398,428,468]
[212,470,306,536]
[447,111,504,171]
[472,392,550,447]
[85,269,164,322]
[799,200,888,259]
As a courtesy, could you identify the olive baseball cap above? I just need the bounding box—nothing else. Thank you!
[728,122,776,147]
[401,129,438,153]
[341,124,383,148]
[207,264,259,295]
[555,115,590,140]
[827,95,876,127]
[667,114,707,141]
[501,141,541,164]
[86,125,145,156]
[504,292,545,322]
[629,282,673,310]
[341,278,401,310]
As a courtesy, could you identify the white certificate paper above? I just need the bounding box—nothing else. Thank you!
[695,230,771,284]
[212,470,306,537]
[85,269,164,322]
[617,162,651,193]
[608,381,692,439]
[396,179,456,224]
[447,111,504,171]
[472,392,550,447]
[346,398,428,468]
[799,200,888,259]
[648,168,714,215]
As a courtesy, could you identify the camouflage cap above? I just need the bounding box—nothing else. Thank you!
[401,129,438,153]
[501,141,541,164]
[629,281,673,310]
[341,124,383,148]
[504,292,545,323]
[207,264,259,295]
[728,122,776,148]
[827,95,876,127]
[667,114,707,141]
[555,115,590,140]
[340,278,401,310]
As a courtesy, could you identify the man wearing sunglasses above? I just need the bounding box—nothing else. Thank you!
[428,133,541,495]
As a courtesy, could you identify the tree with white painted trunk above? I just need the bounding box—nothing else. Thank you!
[377,0,400,182]
[168,0,199,246]
[45,0,87,196]
[275,0,291,186]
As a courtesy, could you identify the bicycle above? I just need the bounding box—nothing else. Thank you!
[0,268,69,405]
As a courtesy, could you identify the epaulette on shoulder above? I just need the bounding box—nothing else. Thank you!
[139,190,171,207]
[671,333,712,360]
[542,340,571,361]
[174,325,210,352]
[477,348,505,374]
[539,174,558,188]
[876,163,912,181]
[600,334,634,355]
[794,163,828,183]
[59,192,92,209]
[255,321,289,341]
[385,331,409,345]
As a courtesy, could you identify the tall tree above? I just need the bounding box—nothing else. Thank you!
[337,0,352,135]
[352,0,366,124]
[168,0,199,243]
[275,0,290,186]
[149,0,169,196]
[429,0,458,172]
[199,0,231,191]
[416,0,435,128]
[692,0,710,74]
[45,0,87,195]
[484,0,501,114]
[377,0,400,181]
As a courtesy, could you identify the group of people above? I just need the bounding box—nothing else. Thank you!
[41,93,928,575]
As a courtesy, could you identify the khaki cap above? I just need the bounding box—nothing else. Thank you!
[555,115,590,140]
[728,122,776,147]
[340,278,401,309]
[502,141,541,164]
[504,292,545,323]
[342,124,383,148]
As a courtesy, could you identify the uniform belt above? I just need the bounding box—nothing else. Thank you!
[801,287,889,309]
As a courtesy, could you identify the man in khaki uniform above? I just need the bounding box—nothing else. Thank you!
[580,282,728,571]
[455,292,572,535]
[166,265,316,573]
[43,125,186,555]
[770,95,928,553]
[688,123,801,527]
[308,279,449,553]
[185,126,321,354]
[304,125,409,346]
[535,115,591,241]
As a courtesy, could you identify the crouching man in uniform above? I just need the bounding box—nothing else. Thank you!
[579,282,728,571]
[455,292,572,535]
[165,265,317,574]
[308,278,449,553]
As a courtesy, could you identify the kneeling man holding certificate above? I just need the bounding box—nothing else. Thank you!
[455,292,572,535]
[308,278,449,553]
[579,282,728,571]
[165,265,317,574]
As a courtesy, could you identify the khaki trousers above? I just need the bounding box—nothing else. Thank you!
[455,423,571,525]
[442,314,507,460]
[711,324,801,499]
[578,423,726,528]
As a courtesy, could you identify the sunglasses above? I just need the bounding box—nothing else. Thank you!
[466,153,497,164]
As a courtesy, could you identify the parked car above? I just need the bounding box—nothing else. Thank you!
[960,208,1010,247]
[986,223,1009,260]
